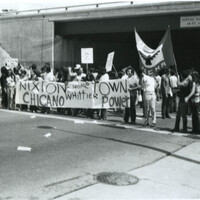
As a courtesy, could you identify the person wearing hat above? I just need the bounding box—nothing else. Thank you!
[75,64,81,70]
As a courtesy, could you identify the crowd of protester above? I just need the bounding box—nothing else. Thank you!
[0,63,200,134]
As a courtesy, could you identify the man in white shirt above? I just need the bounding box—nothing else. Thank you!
[141,73,157,127]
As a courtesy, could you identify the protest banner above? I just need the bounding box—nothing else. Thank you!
[105,52,115,72]
[15,79,130,109]
[135,27,176,76]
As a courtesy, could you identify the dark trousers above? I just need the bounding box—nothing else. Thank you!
[100,109,107,120]
[1,89,7,108]
[87,109,94,119]
[189,102,200,132]
[162,94,171,118]
[124,95,137,123]
[174,101,188,131]
[41,107,50,114]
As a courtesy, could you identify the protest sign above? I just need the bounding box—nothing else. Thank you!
[81,48,93,64]
[6,58,18,69]
[105,52,115,72]
[15,79,130,109]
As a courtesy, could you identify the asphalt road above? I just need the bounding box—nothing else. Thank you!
[0,108,197,199]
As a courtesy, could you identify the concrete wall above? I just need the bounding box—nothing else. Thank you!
[0,16,53,68]
[0,1,200,71]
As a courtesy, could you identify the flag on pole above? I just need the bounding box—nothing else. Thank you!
[134,27,176,76]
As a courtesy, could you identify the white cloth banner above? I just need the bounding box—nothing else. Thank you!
[15,79,130,109]
[135,30,165,75]
[135,28,176,76]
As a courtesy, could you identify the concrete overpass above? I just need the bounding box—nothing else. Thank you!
[0,1,199,72]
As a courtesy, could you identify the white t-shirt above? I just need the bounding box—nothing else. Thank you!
[142,74,156,92]
[170,75,178,88]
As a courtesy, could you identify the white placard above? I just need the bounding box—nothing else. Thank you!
[6,58,18,69]
[81,48,93,64]
[180,16,200,28]
[105,52,115,72]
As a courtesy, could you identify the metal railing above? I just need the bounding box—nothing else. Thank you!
[0,1,134,16]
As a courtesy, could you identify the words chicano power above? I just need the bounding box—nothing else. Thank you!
[15,79,130,109]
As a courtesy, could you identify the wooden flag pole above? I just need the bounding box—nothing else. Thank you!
[86,63,89,74]
[112,64,117,73]
[112,64,118,78]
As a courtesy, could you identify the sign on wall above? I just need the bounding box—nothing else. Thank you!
[81,48,94,64]
[180,16,200,28]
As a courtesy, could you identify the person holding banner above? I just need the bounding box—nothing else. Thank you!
[123,66,140,124]
[172,70,192,133]
[41,64,56,114]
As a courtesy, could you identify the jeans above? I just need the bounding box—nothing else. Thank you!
[162,93,171,117]
[143,91,156,124]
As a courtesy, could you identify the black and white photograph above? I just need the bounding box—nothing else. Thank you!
[0,0,200,199]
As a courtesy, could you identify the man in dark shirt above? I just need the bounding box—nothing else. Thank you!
[172,70,192,133]
[161,68,172,119]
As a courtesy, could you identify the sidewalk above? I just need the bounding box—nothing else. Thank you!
[59,141,200,199]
